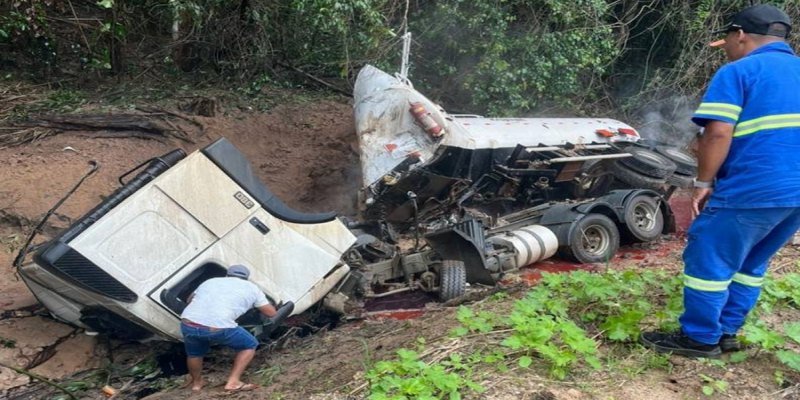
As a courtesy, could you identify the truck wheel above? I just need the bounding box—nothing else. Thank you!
[666,172,693,189]
[619,147,677,178]
[572,160,614,199]
[655,146,697,176]
[561,214,620,264]
[623,195,664,242]
[439,260,466,301]
[610,161,666,191]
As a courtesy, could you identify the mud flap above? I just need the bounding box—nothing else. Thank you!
[424,220,496,286]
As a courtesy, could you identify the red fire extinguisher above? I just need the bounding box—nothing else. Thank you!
[409,102,443,138]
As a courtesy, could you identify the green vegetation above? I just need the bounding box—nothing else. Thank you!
[366,348,484,399]
[40,355,182,399]
[255,365,283,386]
[409,0,619,115]
[365,270,800,399]
[2,1,798,116]
[699,373,729,396]
[0,337,16,348]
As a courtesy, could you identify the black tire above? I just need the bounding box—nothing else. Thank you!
[655,146,697,176]
[619,147,677,178]
[610,161,667,191]
[666,172,693,189]
[439,260,466,301]
[560,214,620,264]
[572,160,614,199]
[623,195,664,242]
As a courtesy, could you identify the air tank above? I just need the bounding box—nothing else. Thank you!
[487,224,558,270]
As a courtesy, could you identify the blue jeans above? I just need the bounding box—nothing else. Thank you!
[181,322,258,357]
[680,207,800,344]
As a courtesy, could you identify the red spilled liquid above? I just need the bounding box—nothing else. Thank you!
[509,261,597,285]
[668,189,693,231]
[364,291,435,320]
[364,309,426,320]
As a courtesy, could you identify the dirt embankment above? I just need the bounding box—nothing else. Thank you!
[0,97,359,393]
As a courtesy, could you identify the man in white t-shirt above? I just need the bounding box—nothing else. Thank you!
[180,264,278,392]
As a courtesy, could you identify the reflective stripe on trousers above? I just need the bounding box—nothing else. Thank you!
[680,207,800,345]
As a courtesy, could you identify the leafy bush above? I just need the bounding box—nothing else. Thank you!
[408,0,620,115]
[4,0,800,118]
[366,348,484,399]
[366,267,800,398]
[449,269,683,378]
[152,0,397,77]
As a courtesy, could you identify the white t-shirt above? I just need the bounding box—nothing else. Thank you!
[180,277,270,329]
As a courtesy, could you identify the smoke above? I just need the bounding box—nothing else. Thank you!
[632,95,701,148]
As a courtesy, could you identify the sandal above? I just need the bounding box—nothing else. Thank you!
[224,383,258,392]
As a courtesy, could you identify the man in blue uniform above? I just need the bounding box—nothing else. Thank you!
[641,4,800,358]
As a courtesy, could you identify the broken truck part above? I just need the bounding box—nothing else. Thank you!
[348,64,689,281]
[341,218,559,302]
[353,65,694,229]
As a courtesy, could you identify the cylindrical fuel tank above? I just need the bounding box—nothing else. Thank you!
[487,225,558,269]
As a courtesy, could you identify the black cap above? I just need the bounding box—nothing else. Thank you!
[713,4,792,37]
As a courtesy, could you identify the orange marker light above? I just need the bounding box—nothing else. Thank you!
[596,129,615,138]
[618,128,639,137]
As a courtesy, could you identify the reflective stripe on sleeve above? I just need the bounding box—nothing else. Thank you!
[734,113,800,137]
[731,272,764,287]
[683,274,731,292]
[695,103,742,121]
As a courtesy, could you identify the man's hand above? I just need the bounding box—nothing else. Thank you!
[691,187,713,218]
[257,303,278,318]
[259,301,295,337]
[690,120,732,221]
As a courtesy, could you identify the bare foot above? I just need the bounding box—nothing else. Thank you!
[180,376,193,389]
[190,379,204,392]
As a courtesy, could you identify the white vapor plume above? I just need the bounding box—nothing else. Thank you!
[634,95,701,148]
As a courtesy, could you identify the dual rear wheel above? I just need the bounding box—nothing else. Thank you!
[559,195,664,264]
[612,145,697,190]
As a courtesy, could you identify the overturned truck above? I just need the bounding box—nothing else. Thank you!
[13,66,696,342]
[347,65,693,288]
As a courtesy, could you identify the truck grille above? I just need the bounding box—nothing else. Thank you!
[52,249,138,303]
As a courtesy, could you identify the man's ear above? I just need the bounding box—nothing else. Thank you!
[736,30,747,44]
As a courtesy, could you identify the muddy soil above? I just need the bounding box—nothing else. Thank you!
[1,98,799,400]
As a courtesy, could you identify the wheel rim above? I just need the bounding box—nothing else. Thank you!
[581,175,602,190]
[580,225,610,256]
[632,202,657,232]
[637,151,667,165]
[664,148,695,164]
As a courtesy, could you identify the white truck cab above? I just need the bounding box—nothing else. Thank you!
[18,138,355,341]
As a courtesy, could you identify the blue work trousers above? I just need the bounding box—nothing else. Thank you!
[680,207,800,345]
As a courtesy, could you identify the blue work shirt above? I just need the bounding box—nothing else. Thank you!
[692,42,800,208]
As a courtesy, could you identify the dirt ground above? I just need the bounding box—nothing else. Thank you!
[1,98,800,399]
